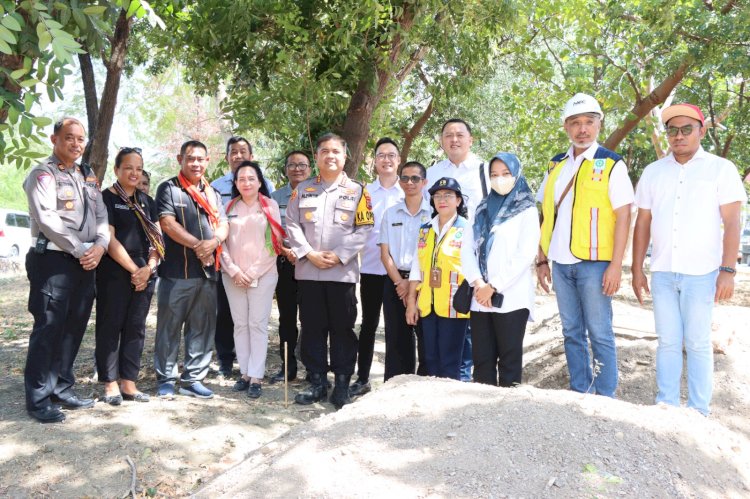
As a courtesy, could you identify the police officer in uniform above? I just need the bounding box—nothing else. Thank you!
[286,133,374,409]
[23,117,110,423]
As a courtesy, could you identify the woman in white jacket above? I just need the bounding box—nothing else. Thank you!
[464,152,540,386]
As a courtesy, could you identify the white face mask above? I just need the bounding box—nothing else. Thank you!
[491,176,515,195]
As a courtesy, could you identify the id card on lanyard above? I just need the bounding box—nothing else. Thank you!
[429,220,455,289]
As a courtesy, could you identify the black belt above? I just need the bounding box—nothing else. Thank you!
[398,270,410,279]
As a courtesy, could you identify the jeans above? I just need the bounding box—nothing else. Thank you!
[552,261,617,397]
[651,271,717,416]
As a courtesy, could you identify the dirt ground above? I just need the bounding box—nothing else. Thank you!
[1,263,749,498]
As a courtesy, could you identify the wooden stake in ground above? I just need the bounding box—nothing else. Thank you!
[122,455,137,498]
[284,342,289,408]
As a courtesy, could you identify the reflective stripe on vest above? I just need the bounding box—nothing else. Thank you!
[415,218,470,319]
[540,148,619,262]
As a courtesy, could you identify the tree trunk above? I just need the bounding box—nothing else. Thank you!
[341,78,379,177]
[401,97,434,163]
[0,54,23,124]
[87,10,133,182]
[79,53,99,165]
[603,62,690,151]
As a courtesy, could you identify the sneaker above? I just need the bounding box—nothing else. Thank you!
[157,383,175,398]
[233,378,250,392]
[247,383,262,399]
[349,379,371,397]
[179,382,214,399]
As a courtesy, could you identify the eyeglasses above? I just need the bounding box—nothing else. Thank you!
[399,175,424,184]
[119,147,142,155]
[666,125,698,137]
[286,162,310,170]
[376,153,398,161]
[432,193,457,201]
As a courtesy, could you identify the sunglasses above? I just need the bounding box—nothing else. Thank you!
[666,125,698,137]
[119,146,143,155]
[399,175,424,184]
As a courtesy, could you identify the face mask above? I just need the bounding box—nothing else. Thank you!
[491,176,515,195]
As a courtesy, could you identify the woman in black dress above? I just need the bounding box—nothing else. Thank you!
[96,148,163,405]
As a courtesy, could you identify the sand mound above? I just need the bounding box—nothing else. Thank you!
[197,375,750,498]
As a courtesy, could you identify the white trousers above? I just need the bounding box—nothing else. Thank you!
[222,270,278,379]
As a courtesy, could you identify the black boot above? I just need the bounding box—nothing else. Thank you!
[330,374,353,410]
[294,373,328,405]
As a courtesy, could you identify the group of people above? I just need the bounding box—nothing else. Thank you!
[21,93,745,424]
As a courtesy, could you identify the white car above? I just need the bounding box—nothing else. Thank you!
[0,209,32,259]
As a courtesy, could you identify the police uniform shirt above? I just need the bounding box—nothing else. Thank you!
[270,183,293,231]
[378,198,432,271]
[156,176,227,280]
[101,189,158,258]
[285,173,374,283]
[24,154,110,258]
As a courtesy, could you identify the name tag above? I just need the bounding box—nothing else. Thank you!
[174,202,187,208]
[114,203,130,210]
[391,222,403,227]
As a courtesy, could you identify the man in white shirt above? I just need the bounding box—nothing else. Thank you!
[536,93,634,398]
[351,138,404,396]
[632,103,746,416]
[425,119,490,381]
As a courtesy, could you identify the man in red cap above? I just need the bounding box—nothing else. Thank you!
[631,103,746,416]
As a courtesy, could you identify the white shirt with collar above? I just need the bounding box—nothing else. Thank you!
[211,171,276,207]
[426,153,489,223]
[378,197,432,271]
[635,146,747,275]
[359,177,404,275]
[535,142,634,264]
[464,207,540,317]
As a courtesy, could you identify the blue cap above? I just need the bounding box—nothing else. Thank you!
[428,177,463,196]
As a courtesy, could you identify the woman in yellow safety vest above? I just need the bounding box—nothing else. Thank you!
[406,177,479,380]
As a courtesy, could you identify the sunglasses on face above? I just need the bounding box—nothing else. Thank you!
[666,125,698,137]
[399,175,424,184]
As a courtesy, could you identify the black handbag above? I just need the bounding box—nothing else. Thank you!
[452,280,473,314]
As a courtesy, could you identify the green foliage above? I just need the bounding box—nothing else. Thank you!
[0,0,167,170]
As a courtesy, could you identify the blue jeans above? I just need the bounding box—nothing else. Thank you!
[552,261,617,397]
[460,327,473,382]
[421,313,468,380]
[651,271,716,416]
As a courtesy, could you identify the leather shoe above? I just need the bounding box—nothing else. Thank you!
[122,392,150,403]
[270,369,298,384]
[100,394,123,406]
[28,406,66,423]
[51,394,95,409]
[349,379,371,397]
[247,383,262,399]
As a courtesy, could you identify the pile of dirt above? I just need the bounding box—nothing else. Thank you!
[198,376,750,498]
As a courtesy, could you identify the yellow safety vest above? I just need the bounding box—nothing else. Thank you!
[540,147,621,261]
[415,217,470,319]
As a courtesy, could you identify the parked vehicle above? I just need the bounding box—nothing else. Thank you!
[741,227,750,265]
[0,209,32,259]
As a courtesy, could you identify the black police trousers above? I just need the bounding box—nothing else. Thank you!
[214,276,235,370]
[24,249,95,411]
[275,255,300,372]
[95,257,154,382]
[297,280,358,376]
[355,273,386,382]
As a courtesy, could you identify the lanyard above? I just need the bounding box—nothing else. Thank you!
[431,218,456,268]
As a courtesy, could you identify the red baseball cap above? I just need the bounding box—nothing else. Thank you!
[662,103,705,125]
